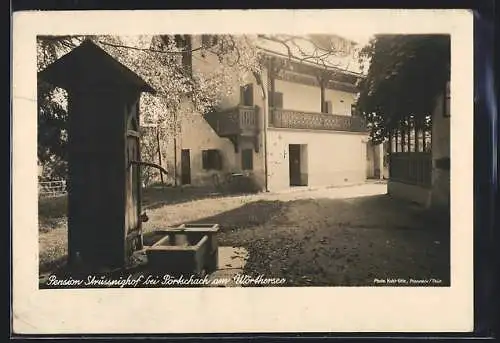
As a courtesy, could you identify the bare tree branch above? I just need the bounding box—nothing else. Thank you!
[97,39,205,54]
[257,34,356,72]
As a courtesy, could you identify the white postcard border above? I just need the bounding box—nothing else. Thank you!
[12,9,473,334]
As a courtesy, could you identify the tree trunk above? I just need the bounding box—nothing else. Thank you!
[173,137,177,186]
[407,117,411,152]
[156,126,164,184]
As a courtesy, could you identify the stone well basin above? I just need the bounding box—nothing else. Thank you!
[146,233,209,277]
[145,224,220,276]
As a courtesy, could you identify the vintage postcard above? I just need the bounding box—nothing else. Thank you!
[12,9,473,334]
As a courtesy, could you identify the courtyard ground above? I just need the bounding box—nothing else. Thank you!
[39,182,450,286]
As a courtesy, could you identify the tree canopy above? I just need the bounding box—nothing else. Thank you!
[356,34,450,144]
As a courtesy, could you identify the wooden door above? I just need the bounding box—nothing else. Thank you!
[125,131,142,257]
[289,144,301,186]
[125,102,143,260]
[181,149,191,185]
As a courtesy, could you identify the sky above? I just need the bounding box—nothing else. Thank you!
[321,30,375,46]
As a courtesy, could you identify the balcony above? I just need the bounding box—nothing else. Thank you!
[204,105,260,152]
[269,108,367,133]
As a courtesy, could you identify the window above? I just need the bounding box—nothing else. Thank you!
[156,35,171,48]
[323,101,332,114]
[201,35,218,48]
[241,149,253,170]
[174,35,187,49]
[268,91,283,108]
[174,35,192,76]
[240,84,254,106]
[201,35,211,47]
[202,149,222,170]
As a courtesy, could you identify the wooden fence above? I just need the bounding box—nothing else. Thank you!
[389,152,432,187]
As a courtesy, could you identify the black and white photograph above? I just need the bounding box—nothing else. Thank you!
[13,9,473,334]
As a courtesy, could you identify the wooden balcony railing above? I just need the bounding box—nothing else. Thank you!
[205,105,259,137]
[389,152,432,187]
[269,108,367,133]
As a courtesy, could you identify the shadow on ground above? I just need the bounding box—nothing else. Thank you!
[141,186,257,211]
[176,194,451,287]
[142,199,285,246]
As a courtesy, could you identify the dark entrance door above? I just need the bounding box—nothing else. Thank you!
[181,149,191,185]
[289,144,301,186]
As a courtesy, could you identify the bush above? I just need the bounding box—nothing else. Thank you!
[39,195,68,221]
[227,175,261,194]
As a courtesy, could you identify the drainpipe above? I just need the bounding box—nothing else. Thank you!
[262,89,269,193]
[173,110,178,187]
[253,69,269,192]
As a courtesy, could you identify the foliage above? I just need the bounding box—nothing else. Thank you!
[226,175,262,194]
[356,34,450,144]
[37,36,82,180]
[37,34,261,181]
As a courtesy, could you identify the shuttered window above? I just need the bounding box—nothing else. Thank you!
[201,35,211,47]
[174,35,192,76]
[201,35,218,48]
[240,84,254,106]
[241,149,253,170]
[268,91,283,108]
[202,150,222,170]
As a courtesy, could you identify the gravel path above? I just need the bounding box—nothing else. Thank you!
[39,183,450,286]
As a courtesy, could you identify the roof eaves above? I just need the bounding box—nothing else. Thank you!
[257,46,366,78]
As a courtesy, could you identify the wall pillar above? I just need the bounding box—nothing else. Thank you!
[377,144,384,179]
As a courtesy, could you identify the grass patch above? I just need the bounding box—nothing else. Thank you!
[39,195,67,220]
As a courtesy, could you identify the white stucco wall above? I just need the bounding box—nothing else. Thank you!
[178,109,236,186]
[324,88,357,116]
[430,91,450,210]
[274,79,357,116]
[266,129,368,191]
[176,103,266,189]
[366,142,385,179]
[274,79,322,113]
[191,35,250,109]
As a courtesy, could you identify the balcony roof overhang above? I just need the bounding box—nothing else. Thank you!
[256,46,366,79]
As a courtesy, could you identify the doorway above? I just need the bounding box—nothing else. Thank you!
[181,149,191,185]
[289,144,308,186]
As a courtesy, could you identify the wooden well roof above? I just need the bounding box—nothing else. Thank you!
[39,39,156,94]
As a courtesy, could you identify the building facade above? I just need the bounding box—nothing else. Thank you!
[150,35,373,192]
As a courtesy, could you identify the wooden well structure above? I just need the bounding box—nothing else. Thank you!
[39,40,157,271]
